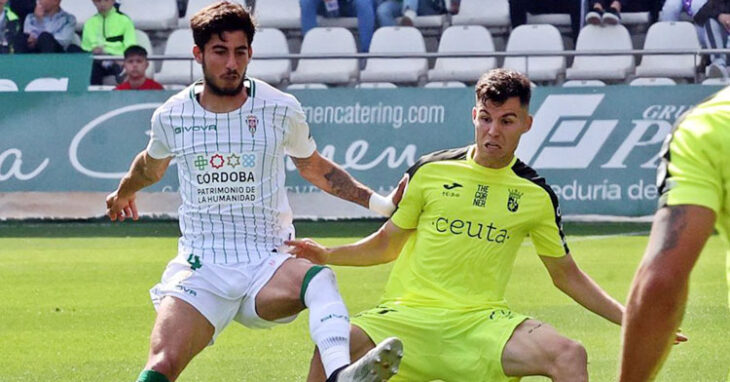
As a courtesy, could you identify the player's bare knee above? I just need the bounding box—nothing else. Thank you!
[549,339,588,380]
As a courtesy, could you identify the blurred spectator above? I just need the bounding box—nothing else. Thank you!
[81,0,135,85]
[300,0,375,52]
[508,0,581,41]
[376,0,446,27]
[9,0,33,25]
[15,0,79,53]
[659,0,708,46]
[0,0,21,53]
[695,0,730,78]
[586,0,624,25]
[114,45,163,90]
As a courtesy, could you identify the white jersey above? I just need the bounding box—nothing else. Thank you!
[146,78,316,264]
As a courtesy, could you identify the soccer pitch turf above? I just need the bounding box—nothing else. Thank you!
[1,221,728,381]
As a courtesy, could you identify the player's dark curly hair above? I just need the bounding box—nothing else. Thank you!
[191,1,256,49]
[475,69,531,107]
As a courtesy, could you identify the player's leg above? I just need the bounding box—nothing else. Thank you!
[254,258,352,380]
[501,319,588,382]
[137,296,214,382]
[307,324,376,381]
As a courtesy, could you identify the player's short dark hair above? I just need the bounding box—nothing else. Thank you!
[191,1,256,49]
[123,45,148,59]
[475,69,531,108]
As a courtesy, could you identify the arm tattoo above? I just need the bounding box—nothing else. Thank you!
[323,166,371,207]
[658,206,688,253]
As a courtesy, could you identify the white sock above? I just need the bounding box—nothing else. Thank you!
[303,267,351,378]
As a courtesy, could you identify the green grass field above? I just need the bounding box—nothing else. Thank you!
[0,221,728,381]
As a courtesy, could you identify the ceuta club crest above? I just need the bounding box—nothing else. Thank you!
[246,114,258,136]
[507,189,523,213]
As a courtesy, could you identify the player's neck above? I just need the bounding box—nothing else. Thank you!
[473,150,514,169]
[199,86,247,113]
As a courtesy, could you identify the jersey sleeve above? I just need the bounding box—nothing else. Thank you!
[390,169,425,230]
[529,192,569,258]
[146,109,174,159]
[283,104,317,158]
[658,116,723,213]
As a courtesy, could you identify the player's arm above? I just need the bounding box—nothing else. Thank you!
[619,205,715,382]
[292,152,405,217]
[286,220,413,266]
[106,150,172,221]
[539,253,625,325]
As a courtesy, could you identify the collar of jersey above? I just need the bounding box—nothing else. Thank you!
[466,144,517,173]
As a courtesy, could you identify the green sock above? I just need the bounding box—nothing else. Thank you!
[136,370,170,382]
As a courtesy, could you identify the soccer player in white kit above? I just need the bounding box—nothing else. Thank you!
[105,2,403,381]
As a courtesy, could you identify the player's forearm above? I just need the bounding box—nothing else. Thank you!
[618,263,689,382]
[327,225,402,266]
[297,155,372,209]
[117,152,163,197]
[556,269,624,325]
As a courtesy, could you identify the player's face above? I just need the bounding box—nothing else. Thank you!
[38,0,59,11]
[194,30,251,97]
[123,55,148,80]
[472,96,532,168]
[91,0,115,14]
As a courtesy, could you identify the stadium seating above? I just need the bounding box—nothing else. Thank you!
[566,24,635,81]
[254,0,301,29]
[24,78,69,91]
[290,27,359,85]
[247,28,292,85]
[428,25,496,83]
[356,82,398,88]
[424,81,467,88]
[155,29,201,85]
[526,13,571,34]
[629,77,677,86]
[0,79,19,92]
[64,0,98,32]
[360,27,428,84]
[562,79,607,87]
[287,83,329,90]
[451,0,511,34]
[635,21,700,80]
[120,0,179,30]
[701,78,730,85]
[502,24,566,83]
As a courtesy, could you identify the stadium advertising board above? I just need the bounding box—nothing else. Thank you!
[0,54,93,92]
[0,85,721,218]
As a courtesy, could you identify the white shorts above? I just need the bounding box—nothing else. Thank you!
[149,252,298,342]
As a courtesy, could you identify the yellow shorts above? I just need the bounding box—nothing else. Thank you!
[351,304,529,382]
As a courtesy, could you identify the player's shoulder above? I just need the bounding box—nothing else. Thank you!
[406,146,470,179]
[154,83,196,116]
[510,159,560,205]
[249,77,302,109]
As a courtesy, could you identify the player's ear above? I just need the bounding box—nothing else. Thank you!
[524,114,533,133]
[193,45,203,65]
[472,106,477,122]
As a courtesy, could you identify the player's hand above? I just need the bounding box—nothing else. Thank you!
[390,174,409,208]
[285,238,330,265]
[105,190,139,222]
[674,329,688,345]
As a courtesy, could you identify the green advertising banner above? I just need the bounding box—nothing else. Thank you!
[0,53,93,92]
[0,85,724,217]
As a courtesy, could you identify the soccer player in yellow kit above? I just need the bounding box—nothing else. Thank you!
[619,87,730,381]
[288,69,635,382]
